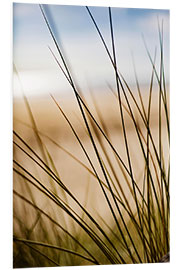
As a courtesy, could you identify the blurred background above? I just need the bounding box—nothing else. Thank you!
[13,5,170,267]
[13,1,170,236]
[13,3,169,98]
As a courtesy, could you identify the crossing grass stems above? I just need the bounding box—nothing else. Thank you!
[13,4,170,267]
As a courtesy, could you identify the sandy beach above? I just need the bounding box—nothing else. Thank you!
[13,87,169,228]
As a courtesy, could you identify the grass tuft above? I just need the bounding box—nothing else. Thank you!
[13,4,170,267]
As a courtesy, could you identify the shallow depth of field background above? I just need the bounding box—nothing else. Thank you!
[13,2,170,267]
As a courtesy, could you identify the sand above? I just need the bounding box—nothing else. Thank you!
[13,87,170,229]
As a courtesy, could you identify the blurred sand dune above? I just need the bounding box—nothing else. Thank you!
[13,87,169,227]
[13,87,169,141]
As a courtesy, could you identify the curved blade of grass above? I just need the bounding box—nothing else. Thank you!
[142,34,170,144]
[108,8,143,262]
[13,65,69,231]
[87,5,168,189]
[13,139,124,263]
[85,7,168,203]
[85,7,165,222]
[46,5,166,232]
[14,118,150,224]
[146,48,157,261]
[45,17,155,258]
[13,134,127,263]
[15,120,132,209]
[119,73,169,197]
[87,91,134,214]
[13,237,98,265]
[13,129,143,244]
[105,83,161,197]
[48,44,145,204]
[51,95,137,263]
[13,189,100,264]
[13,165,121,264]
[50,93,160,234]
[14,125,159,264]
[14,239,60,266]
[49,97,130,255]
[40,5,169,262]
[14,130,153,256]
[158,19,169,252]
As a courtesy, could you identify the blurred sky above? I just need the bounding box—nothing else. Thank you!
[13,3,170,97]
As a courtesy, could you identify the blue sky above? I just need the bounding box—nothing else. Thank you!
[13,3,170,97]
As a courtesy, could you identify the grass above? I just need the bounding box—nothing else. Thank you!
[13,4,169,268]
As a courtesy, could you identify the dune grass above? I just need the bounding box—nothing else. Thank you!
[13,4,169,268]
